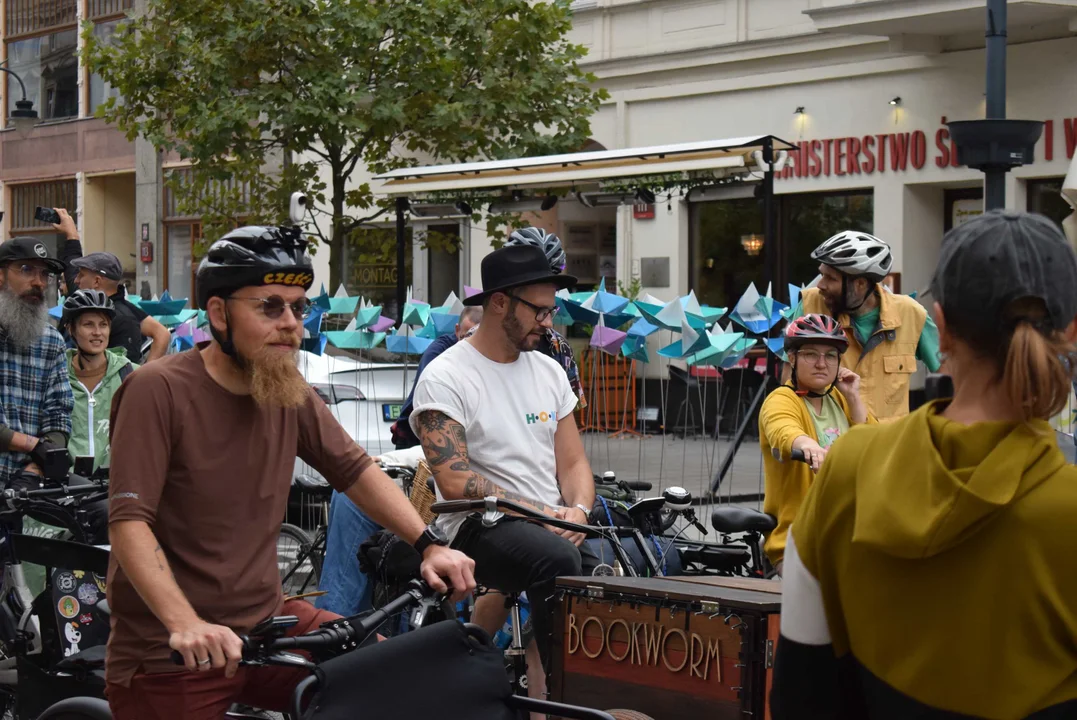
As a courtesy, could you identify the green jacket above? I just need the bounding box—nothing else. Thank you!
[66,348,137,471]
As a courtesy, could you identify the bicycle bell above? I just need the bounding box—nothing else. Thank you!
[663,486,692,511]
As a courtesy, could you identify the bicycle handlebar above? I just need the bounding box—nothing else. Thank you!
[171,580,442,667]
[623,480,652,491]
[430,497,595,537]
[790,448,807,463]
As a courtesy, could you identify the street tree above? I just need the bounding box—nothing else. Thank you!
[83,0,607,289]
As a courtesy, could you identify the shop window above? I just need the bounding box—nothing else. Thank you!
[690,190,873,309]
[347,226,413,325]
[164,223,200,303]
[7,178,77,303]
[691,198,763,311]
[1027,179,1070,231]
[88,20,126,115]
[5,0,79,124]
[783,191,874,286]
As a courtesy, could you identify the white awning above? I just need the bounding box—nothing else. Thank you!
[373,136,797,197]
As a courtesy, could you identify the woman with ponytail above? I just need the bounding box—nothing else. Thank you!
[773,211,1077,719]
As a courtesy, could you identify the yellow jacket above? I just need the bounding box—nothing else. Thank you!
[791,402,1077,717]
[801,286,926,422]
[759,385,875,565]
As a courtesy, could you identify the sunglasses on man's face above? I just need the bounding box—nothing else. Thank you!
[227,295,312,320]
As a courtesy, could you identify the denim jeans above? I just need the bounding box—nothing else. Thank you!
[316,491,383,617]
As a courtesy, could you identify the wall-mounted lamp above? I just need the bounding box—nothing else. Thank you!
[740,234,764,256]
[705,257,715,269]
[794,106,805,115]
[889,96,902,106]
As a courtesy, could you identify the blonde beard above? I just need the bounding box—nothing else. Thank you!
[247,345,308,409]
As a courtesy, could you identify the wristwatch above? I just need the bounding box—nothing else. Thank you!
[413,524,449,556]
[573,503,592,519]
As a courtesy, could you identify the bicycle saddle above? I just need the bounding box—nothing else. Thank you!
[711,506,777,534]
[293,473,333,499]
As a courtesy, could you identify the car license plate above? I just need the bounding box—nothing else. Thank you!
[382,403,403,422]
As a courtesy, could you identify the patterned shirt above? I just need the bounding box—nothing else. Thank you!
[0,325,74,486]
[464,326,587,410]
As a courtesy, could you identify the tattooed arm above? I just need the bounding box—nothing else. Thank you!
[416,410,560,516]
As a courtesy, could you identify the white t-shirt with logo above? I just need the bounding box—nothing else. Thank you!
[409,340,578,540]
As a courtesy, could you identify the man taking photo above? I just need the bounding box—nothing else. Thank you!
[0,237,73,493]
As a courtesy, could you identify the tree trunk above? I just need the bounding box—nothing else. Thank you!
[328,151,346,292]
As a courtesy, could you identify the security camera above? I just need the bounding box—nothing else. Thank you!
[289,192,308,225]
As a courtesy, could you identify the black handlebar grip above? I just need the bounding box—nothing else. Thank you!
[790,449,807,463]
[624,481,652,491]
[429,499,484,514]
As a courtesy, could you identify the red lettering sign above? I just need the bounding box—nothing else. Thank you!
[775,116,1070,180]
[861,135,876,174]
[935,127,951,168]
[633,204,655,220]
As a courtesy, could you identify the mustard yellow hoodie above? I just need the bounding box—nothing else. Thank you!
[759,385,875,565]
[791,401,1077,718]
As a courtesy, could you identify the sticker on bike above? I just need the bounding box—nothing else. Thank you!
[56,572,77,594]
[77,582,100,605]
[58,596,80,619]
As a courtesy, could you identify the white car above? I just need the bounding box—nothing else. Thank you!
[294,351,416,485]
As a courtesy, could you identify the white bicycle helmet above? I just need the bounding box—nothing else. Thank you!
[811,231,893,281]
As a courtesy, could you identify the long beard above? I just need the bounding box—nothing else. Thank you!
[0,285,47,349]
[243,342,308,409]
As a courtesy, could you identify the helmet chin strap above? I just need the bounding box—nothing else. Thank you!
[208,303,244,366]
[841,275,871,315]
[791,356,840,399]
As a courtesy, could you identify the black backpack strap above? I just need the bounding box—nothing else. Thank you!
[118,363,134,382]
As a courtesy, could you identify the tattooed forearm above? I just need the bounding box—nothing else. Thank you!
[462,472,555,514]
[419,412,555,516]
[153,544,167,572]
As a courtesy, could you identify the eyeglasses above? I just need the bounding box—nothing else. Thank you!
[797,349,841,366]
[509,294,557,323]
[9,264,56,283]
[227,295,312,320]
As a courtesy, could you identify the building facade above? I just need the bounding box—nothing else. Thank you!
[534,0,1077,313]
[0,0,223,301]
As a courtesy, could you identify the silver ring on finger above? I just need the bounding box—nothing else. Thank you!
[198,658,211,666]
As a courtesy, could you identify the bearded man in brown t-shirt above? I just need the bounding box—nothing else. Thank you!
[104,225,475,719]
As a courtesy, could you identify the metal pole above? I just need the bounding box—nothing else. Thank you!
[395,197,408,324]
[984,0,1007,210]
[761,137,781,381]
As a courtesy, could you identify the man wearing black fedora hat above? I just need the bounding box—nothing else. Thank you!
[411,243,598,679]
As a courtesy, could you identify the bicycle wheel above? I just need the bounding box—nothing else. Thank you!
[278,523,319,598]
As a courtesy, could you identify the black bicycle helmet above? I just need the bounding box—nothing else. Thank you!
[196,225,313,360]
[62,289,115,328]
[195,225,314,309]
[506,227,566,273]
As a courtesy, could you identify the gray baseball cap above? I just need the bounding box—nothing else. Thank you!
[70,252,123,281]
[930,210,1077,348]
